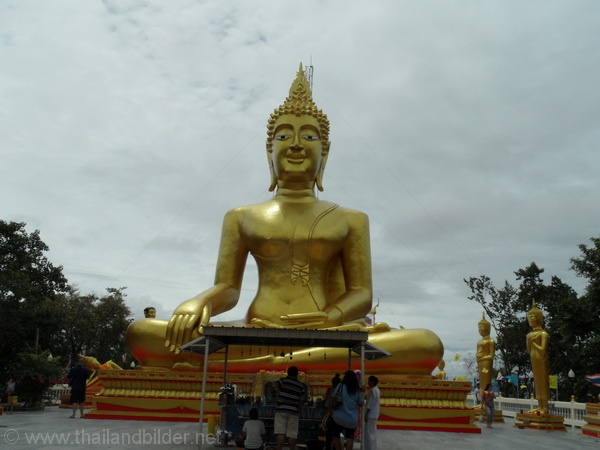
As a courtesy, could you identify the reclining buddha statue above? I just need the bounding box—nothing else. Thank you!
[126,65,444,375]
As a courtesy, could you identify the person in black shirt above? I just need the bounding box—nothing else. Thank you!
[67,357,91,418]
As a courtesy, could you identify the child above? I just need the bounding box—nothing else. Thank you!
[242,407,266,450]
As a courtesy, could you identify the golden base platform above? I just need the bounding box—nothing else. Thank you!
[375,378,479,433]
[85,370,235,422]
[85,370,479,433]
[514,412,566,431]
[582,403,600,438]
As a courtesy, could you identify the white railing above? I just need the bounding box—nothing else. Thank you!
[466,394,587,428]
[46,384,70,403]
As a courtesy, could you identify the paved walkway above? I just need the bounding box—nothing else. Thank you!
[0,407,598,449]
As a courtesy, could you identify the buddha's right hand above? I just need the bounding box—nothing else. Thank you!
[165,299,212,354]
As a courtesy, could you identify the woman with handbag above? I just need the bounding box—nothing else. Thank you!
[323,374,342,450]
[330,371,364,450]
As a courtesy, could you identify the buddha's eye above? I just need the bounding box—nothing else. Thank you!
[302,134,319,141]
[274,134,291,141]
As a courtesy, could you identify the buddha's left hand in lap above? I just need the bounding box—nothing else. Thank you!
[251,310,342,329]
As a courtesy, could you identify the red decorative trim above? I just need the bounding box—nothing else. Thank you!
[521,424,566,431]
[85,413,201,423]
[378,424,481,433]
[378,414,472,424]
[95,402,203,415]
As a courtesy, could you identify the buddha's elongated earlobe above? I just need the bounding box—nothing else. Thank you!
[267,148,277,191]
[315,161,326,192]
[315,143,330,192]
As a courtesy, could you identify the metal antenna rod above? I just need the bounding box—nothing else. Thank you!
[304,56,314,91]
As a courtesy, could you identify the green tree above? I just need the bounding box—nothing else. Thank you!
[0,221,67,376]
[48,287,97,365]
[464,275,528,385]
[50,287,133,365]
[1,221,134,393]
[47,287,133,364]
[568,237,600,400]
[82,287,132,364]
[465,238,600,401]
[8,349,64,407]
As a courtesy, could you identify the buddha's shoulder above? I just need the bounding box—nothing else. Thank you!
[222,202,276,222]
[334,204,369,218]
[330,204,369,228]
[224,200,368,222]
[224,200,278,216]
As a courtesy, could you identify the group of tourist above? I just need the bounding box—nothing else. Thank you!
[239,366,381,450]
[323,371,380,450]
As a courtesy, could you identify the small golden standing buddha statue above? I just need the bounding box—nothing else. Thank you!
[476,313,495,404]
[526,301,550,414]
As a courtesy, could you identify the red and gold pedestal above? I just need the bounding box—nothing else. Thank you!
[375,378,479,433]
[514,412,566,431]
[582,403,600,438]
[308,375,478,433]
[85,370,248,422]
[85,370,306,421]
[86,370,479,433]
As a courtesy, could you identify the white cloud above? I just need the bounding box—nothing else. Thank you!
[2,1,599,377]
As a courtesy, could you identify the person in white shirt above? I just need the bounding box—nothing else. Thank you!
[364,376,380,450]
[242,408,266,450]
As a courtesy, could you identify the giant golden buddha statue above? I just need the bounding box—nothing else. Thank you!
[126,65,444,375]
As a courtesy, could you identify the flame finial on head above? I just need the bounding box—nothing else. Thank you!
[287,62,312,104]
[478,312,490,328]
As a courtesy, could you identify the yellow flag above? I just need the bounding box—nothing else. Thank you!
[549,375,558,389]
[453,354,461,362]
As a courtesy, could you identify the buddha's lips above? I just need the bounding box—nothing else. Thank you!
[287,155,305,163]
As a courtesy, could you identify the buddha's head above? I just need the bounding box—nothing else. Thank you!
[478,313,491,337]
[527,301,544,327]
[266,64,330,191]
[438,360,445,370]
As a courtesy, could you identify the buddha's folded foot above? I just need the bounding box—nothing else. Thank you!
[171,362,199,371]
[371,322,391,332]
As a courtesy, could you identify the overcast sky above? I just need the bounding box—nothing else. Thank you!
[2,1,599,378]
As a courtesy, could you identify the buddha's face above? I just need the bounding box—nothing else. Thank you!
[478,324,489,337]
[528,313,539,327]
[270,114,327,188]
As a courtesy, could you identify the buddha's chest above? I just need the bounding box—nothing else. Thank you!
[241,204,348,260]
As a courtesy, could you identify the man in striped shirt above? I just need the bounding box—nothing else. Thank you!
[273,366,308,450]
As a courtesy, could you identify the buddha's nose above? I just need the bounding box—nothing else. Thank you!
[290,135,303,151]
